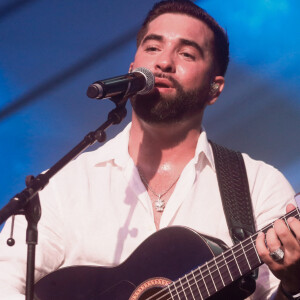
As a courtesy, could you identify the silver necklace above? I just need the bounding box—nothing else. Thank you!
[138,168,180,212]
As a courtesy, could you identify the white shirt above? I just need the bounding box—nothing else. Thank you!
[0,123,295,299]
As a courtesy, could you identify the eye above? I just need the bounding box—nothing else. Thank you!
[145,46,160,52]
[180,51,195,60]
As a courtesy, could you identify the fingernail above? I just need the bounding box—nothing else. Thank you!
[288,217,294,223]
[258,232,264,237]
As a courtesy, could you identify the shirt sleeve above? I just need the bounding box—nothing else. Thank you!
[0,180,66,298]
[243,154,296,300]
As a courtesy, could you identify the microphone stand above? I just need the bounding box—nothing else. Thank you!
[0,97,127,300]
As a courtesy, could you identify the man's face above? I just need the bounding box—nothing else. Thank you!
[130,13,216,124]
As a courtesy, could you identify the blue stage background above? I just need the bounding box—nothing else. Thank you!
[0,0,299,229]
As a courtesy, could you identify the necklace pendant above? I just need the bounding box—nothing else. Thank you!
[155,196,165,212]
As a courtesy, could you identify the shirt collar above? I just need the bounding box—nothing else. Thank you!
[192,127,216,171]
[93,122,131,168]
[92,123,215,171]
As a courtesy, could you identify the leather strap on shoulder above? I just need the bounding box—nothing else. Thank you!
[209,141,256,244]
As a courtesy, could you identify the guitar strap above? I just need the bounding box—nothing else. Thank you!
[209,141,256,243]
[210,141,258,298]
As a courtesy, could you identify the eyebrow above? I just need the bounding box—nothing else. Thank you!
[179,38,204,58]
[142,34,163,45]
[142,34,204,57]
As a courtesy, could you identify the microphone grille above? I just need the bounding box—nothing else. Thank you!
[132,67,154,95]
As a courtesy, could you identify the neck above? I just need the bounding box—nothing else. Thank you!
[129,110,204,178]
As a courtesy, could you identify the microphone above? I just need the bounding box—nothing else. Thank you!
[86,67,154,100]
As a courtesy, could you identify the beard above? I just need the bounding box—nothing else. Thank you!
[130,74,210,124]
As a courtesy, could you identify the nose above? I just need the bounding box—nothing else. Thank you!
[155,50,175,73]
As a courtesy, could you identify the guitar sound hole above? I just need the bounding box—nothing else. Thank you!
[129,277,171,300]
[138,287,166,300]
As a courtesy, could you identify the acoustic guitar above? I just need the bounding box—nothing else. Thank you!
[34,208,300,300]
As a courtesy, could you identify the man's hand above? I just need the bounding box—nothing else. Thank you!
[256,204,300,294]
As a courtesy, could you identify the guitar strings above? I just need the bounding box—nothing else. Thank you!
[152,234,263,300]
[149,238,258,300]
[145,208,300,300]
[151,208,300,299]
[169,246,258,300]
[145,236,256,300]
[154,208,300,299]
[147,241,257,300]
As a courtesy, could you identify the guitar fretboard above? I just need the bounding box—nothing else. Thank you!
[150,208,300,300]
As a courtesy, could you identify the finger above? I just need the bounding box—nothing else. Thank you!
[256,232,270,262]
[265,227,282,252]
[286,203,296,213]
[287,217,300,240]
[274,219,299,249]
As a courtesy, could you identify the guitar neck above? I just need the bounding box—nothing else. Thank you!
[164,208,300,299]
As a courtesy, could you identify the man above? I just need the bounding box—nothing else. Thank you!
[0,1,299,299]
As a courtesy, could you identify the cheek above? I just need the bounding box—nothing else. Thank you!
[132,51,154,69]
[177,67,202,88]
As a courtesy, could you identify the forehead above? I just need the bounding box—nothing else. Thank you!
[144,13,214,48]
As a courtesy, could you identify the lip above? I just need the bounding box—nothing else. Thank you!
[154,77,174,89]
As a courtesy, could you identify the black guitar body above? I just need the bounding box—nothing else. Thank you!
[34,226,255,300]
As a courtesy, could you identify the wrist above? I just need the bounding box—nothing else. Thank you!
[280,282,300,300]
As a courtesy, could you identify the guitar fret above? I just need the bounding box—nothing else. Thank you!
[179,277,188,299]
[188,271,204,299]
[283,215,291,232]
[260,209,299,236]
[249,234,261,266]
[233,243,251,273]
[223,249,241,280]
[233,248,246,274]
[241,243,251,270]
[184,274,196,300]
[215,254,231,286]
[206,261,218,294]
[168,285,175,300]
[214,256,225,287]
[221,252,233,282]
[231,248,242,276]
[191,269,203,300]
[169,283,180,300]
[297,207,300,218]
[206,259,224,291]
[198,266,210,298]
[234,243,253,275]
[205,262,218,294]
[173,280,181,300]
[187,208,300,299]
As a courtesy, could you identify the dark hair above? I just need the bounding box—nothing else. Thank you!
[136,0,229,76]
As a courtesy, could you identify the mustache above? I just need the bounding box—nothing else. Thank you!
[153,72,182,90]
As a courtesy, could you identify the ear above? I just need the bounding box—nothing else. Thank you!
[207,76,225,106]
[129,62,134,73]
